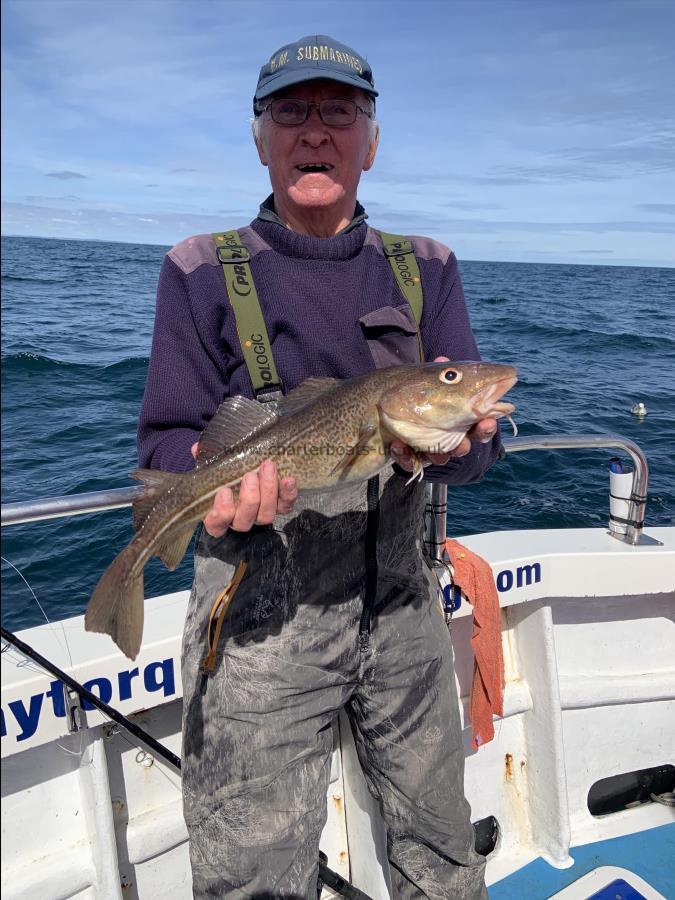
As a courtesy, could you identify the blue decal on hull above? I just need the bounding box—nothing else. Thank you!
[442,583,463,613]
[1,656,178,743]
[497,562,542,592]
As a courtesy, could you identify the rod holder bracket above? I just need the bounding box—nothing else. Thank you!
[65,683,85,733]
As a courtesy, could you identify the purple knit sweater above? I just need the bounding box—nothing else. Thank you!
[137,207,500,482]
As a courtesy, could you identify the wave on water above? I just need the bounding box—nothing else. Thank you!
[2,273,66,284]
[1,351,71,370]
[1,351,149,374]
[501,320,674,350]
[478,295,510,305]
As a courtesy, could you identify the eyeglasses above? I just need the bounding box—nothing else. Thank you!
[257,97,373,127]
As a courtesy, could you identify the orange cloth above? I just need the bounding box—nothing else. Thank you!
[445,539,504,749]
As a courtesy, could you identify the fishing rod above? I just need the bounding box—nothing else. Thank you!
[1,625,182,769]
[0,625,373,900]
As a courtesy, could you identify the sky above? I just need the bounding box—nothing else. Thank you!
[1,0,674,266]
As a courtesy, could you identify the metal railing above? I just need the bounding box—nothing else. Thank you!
[2,433,649,548]
[422,432,649,560]
[0,485,141,526]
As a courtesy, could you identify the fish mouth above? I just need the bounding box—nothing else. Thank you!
[471,375,517,418]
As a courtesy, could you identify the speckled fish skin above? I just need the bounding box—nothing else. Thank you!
[191,359,516,491]
[85,361,517,659]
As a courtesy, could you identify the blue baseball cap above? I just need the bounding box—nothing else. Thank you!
[254,35,378,106]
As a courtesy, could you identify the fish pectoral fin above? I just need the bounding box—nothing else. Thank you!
[155,523,197,571]
[437,430,471,453]
[130,469,185,532]
[329,423,378,477]
[278,376,340,417]
[197,396,279,466]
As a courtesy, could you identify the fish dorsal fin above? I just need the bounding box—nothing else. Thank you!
[197,396,278,466]
[130,468,184,532]
[277,376,340,417]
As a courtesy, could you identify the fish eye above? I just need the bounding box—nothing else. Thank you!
[439,367,463,384]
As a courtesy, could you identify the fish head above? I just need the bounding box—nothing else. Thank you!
[378,361,518,454]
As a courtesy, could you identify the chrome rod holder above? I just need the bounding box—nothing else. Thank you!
[423,483,448,563]
[501,434,649,545]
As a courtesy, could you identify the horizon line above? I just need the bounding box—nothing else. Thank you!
[1,231,674,271]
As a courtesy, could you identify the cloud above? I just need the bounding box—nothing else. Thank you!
[470,134,675,186]
[572,135,675,176]
[3,199,673,266]
[637,203,675,216]
[171,167,198,173]
[1,200,251,245]
[360,203,675,237]
[45,170,86,180]
[23,193,81,202]
[472,169,616,186]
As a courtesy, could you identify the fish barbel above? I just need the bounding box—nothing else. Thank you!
[85,361,517,658]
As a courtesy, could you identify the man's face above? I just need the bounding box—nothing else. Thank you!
[254,80,379,213]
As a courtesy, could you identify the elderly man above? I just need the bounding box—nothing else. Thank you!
[138,34,497,900]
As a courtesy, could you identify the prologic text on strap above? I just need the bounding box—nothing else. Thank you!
[379,231,425,361]
[214,228,426,398]
[213,230,283,402]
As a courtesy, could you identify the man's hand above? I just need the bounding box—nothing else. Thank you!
[390,357,498,473]
[191,445,298,538]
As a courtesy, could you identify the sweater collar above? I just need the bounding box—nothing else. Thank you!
[252,194,368,261]
[257,194,368,234]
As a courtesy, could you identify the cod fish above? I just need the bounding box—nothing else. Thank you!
[85,361,517,659]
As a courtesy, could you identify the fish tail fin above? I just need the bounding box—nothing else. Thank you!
[85,546,145,660]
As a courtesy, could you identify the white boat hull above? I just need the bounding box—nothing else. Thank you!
[3,526,674,899]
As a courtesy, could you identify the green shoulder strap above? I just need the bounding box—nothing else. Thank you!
[213,230,283,400]
[378,231,424,360]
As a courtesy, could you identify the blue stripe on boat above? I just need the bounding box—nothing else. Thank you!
[489,822,674,899]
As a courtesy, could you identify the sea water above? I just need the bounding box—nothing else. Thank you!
[2,235,674,631]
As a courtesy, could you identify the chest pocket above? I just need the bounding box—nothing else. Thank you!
[359,303,423,369]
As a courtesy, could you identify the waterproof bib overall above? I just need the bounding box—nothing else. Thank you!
[180,230,487,899]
